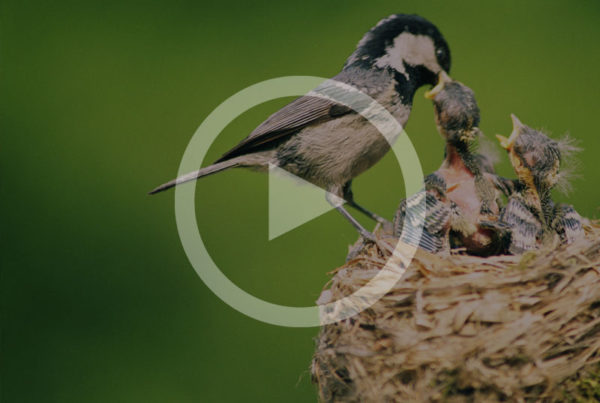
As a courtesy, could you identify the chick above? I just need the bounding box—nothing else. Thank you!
[423,72,509,255]
[496,114,584,253]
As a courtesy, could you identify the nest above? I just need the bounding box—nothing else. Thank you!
[311,220,600,402]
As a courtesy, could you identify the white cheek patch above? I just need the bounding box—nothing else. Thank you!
[375,33,440,79]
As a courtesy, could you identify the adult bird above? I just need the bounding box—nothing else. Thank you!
[150,14,451,241]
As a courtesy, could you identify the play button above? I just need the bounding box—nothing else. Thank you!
[268,163,344,240]
[174,76,424,327]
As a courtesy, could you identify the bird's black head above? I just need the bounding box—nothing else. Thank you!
[345,14,451,86]
[426,72,480,144]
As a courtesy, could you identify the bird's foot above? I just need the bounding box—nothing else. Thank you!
[359,228,377,243]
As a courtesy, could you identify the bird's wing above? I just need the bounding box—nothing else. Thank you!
[423,193,452,235]
[501,196,541,254]
[394,191,450,253]
[215,93,354,163]
[551,204,584,244]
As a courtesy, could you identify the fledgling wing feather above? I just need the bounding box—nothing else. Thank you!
[501,196,541,254]
[423,193,452,235]
[394,191,451,253]
[552,204,584,244]
[215,79,356,163]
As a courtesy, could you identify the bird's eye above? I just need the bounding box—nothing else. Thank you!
[436,49,444,57]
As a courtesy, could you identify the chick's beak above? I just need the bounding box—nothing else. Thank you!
[495,134,510,150]
[510,113,525,132]
[425,71,452,100]
[496,113,525,150]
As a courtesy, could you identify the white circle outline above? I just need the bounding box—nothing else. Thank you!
[175,76,425,327]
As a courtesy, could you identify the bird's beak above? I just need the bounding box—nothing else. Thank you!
[495,134,510,149]
[425,71,452,100]
[496,114,524,150]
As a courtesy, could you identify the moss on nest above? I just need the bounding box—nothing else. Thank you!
[311,220,600,402]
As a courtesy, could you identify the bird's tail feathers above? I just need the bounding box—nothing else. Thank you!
[149,159,239,194]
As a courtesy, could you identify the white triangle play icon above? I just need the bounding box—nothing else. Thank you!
[268,163,344,240]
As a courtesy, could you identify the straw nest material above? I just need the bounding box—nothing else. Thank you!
[311,220,600,402]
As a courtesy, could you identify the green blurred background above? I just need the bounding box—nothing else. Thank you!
[2,1,599,401]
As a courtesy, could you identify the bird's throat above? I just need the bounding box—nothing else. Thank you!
[443,143,473,177]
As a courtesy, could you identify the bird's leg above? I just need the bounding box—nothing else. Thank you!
[342,181,392,228]
[326,188,377,243]
[335,205,378,243]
